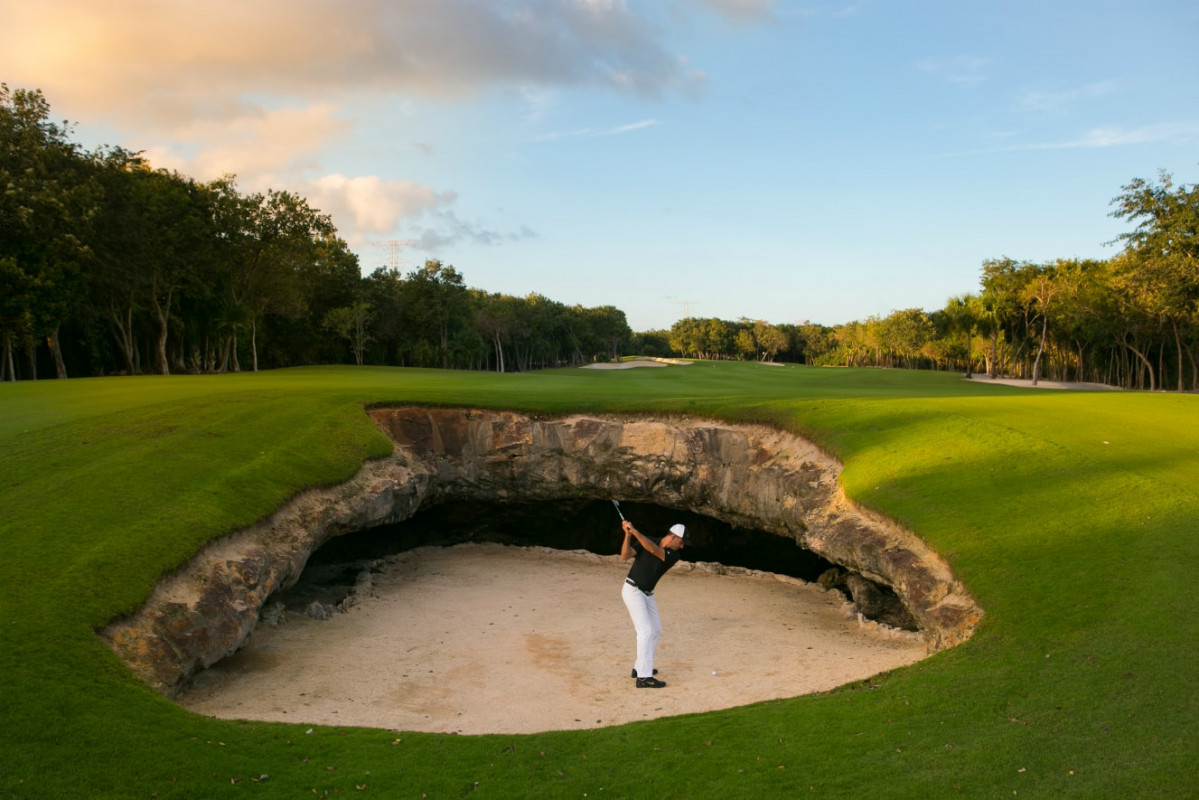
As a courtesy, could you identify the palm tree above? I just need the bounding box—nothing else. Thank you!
[944,294,978,377]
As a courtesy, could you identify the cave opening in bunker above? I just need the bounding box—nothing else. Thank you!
[270,499,916,632]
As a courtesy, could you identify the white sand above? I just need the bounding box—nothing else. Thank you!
[965,375,1118,390]
[179,544,927,735]
[580,357,690,369]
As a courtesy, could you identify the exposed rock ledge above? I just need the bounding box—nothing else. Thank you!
[102,408,982,697]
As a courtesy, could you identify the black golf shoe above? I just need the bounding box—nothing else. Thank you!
[635,677,666,689]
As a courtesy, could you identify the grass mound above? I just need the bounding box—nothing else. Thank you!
[1,363,1195,798]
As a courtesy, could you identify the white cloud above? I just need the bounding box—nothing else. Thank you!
[936,121,1199,159]
[0,0,703,243]
[414,211,538,251]
[1056,122,1199,149]
[519,85,561,123]
[142,104,353,186]
[692,0,777,22]
[916,55,991,88]
[305,174,457,245]
[532,118,659,141]
[300,175,537,252]
[0,1,730,250]
[1015,80,1119,115]
[1,0,703,131]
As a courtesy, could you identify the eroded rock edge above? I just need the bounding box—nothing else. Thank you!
[101,408,983,697]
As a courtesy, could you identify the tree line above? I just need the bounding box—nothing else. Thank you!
[642,171,1197,391]
[5,84,1196,389]
[1,85,632,379]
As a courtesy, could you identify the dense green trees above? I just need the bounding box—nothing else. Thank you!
[0,86,631,378]
[1,85,99,380]
[661,173,1198,391]
[945,174,1199,389]
[1107,172,1199,390]
[3,85,1195,389]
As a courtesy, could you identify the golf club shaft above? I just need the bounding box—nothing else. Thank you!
[612,499,625,521]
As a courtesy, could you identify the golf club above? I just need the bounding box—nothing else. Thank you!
[612,499,626,521]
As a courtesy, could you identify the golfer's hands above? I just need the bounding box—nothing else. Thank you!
[620,521,636,560]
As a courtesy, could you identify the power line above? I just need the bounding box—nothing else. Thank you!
[370,239,417,270]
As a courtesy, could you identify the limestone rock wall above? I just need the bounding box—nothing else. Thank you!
[102,407,982,697]
[102,456,433,696]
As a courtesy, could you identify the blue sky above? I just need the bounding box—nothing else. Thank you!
[3,0,1197,331]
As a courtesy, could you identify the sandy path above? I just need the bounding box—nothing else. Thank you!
[180,544,926,735]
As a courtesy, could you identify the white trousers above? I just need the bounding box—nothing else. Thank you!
[622,581,662,678]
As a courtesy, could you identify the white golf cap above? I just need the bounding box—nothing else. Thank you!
[669,523,686,541]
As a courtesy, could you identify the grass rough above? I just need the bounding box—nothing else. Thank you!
[1,363,1195,798]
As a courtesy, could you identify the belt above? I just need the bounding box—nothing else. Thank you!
[625,577,653,596]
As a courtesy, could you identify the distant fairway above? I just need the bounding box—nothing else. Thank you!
[1,363,1195,798]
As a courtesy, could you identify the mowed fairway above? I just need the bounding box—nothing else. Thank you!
[1,363,1196,798]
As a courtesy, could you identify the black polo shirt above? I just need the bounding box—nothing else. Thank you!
[626,537,682,593]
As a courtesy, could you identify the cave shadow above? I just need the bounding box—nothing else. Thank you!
[279,500,847,615]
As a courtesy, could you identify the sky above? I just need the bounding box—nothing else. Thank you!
[3,1,1197,332]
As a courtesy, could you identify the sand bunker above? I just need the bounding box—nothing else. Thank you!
[965,375,1117,390]
[180,544,926,735]
[581,357,691,369]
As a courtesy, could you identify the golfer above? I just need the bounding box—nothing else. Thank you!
[620,519,687,688]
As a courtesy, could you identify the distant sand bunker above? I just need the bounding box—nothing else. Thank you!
[180,544,926,735]
[581,357,691,369]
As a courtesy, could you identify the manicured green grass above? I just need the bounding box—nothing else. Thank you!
[1,363,1195,798]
